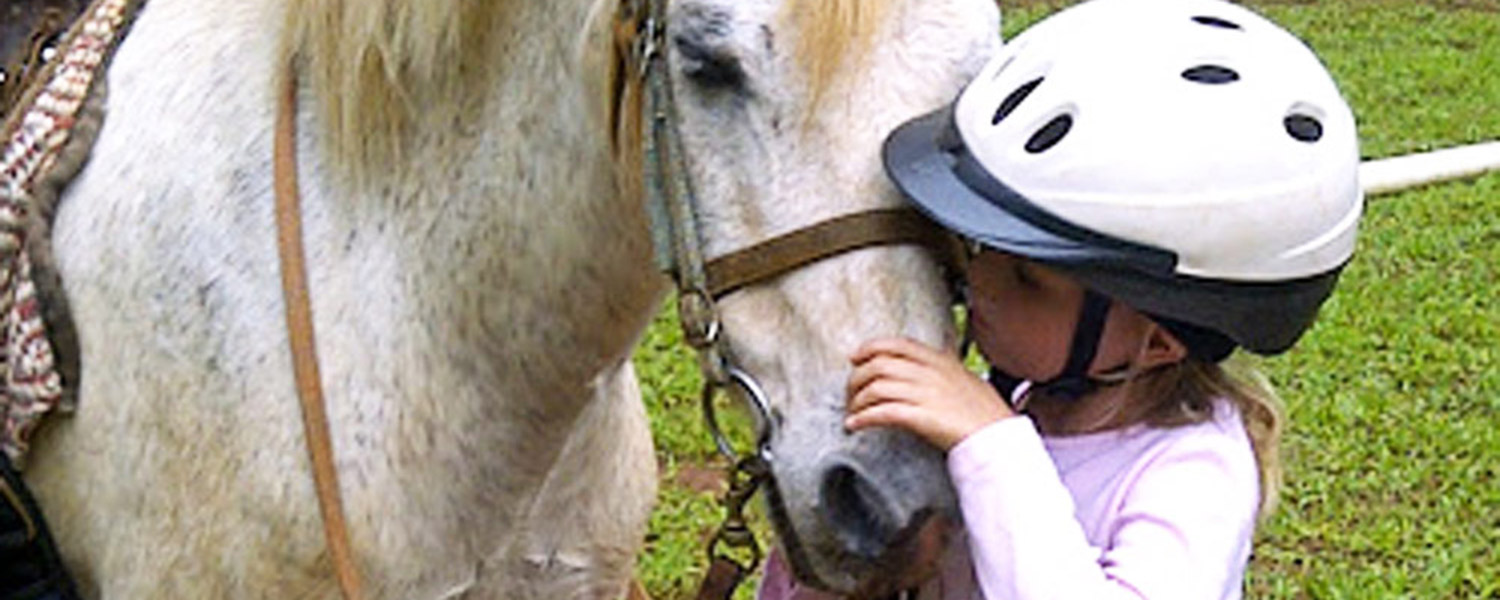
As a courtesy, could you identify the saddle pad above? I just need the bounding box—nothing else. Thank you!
[0,0,139,467]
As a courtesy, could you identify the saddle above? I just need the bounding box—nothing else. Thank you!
[1,0,86,118]
[2,2,123,599]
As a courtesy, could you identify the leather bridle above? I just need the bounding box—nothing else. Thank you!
[624,0,956,454]
[623,1,957,598]
[272,1,956,599]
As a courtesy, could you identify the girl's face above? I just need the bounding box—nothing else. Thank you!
[965,251,1155,383]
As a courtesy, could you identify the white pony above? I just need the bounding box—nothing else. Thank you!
[23,0,999,597]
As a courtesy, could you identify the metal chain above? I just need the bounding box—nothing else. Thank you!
[707,454,768,572]
[631,1,772,595]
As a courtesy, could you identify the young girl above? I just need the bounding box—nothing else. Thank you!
[758,0,1362,598]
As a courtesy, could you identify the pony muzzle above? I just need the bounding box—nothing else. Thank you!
[773,456,955,596]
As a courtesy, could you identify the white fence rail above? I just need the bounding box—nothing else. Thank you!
[1362,141,1500,197]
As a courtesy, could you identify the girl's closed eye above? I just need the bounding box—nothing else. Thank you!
[1012,262,1035,287]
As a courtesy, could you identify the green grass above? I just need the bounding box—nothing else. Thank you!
[634,2,1500,598]
[1253,177,1500,598]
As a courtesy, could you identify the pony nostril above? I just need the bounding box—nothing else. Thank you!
[820,463,901,559]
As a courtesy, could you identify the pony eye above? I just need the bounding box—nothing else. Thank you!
[674,35,747,90]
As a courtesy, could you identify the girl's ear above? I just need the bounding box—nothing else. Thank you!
[1137,322,1189,370]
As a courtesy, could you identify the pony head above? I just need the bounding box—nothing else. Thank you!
[646,0,999,594]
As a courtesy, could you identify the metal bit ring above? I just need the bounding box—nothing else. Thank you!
[701,365,774,464]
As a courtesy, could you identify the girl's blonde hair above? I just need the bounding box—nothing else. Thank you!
[1131,356,1284,519]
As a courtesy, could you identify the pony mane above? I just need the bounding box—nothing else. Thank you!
[279,0,895,189]
[280,0,510,186]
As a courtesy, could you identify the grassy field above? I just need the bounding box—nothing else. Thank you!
[633,1,1500,598]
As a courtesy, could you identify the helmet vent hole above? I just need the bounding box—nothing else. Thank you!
[1192,15,1242,30]
[994,78,1043,125]
[1025,114,1073,154]
[1284,114,1324,142]
[1182,65,1239,84]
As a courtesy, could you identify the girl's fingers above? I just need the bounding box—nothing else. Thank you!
[848,399,974,451]
[844,401,930,434]
[847,378,927,414]
[845,338,1013,451]
[847,354,928,399]
[851,337,949,366]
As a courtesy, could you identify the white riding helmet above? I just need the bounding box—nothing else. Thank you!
[884,0,1362,356]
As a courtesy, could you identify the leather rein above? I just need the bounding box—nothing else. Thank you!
[274,72,366,600]
[271,1,955,599]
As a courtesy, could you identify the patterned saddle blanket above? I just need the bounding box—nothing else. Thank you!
[1,0,138,467]
[1,0,86,117]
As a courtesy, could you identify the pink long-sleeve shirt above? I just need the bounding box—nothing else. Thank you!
[758,400,1261,599]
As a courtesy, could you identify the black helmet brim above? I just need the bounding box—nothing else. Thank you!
[882,105,1177,274]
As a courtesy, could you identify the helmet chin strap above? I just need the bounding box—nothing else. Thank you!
[986,288,1118,410]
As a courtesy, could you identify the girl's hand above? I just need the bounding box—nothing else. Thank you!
[845,337,1015,450]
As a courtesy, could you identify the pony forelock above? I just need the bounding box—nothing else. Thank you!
[782,0,896,117]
